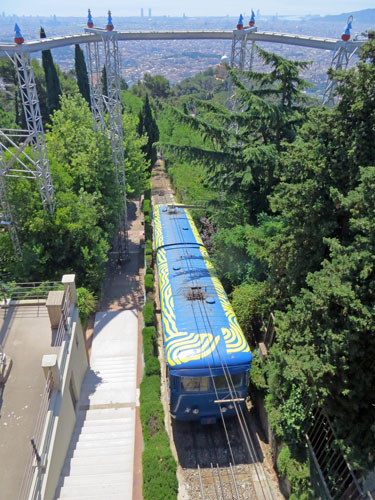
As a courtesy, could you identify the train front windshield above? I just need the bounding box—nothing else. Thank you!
[179,373,245,392]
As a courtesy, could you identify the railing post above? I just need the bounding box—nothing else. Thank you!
[61,274,77,305]
[41,355,60,390]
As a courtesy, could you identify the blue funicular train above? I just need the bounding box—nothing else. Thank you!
[153,204,252,424]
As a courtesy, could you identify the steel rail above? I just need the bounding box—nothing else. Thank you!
[0,30,364,58]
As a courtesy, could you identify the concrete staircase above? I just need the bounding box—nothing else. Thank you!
[55,311,138,500]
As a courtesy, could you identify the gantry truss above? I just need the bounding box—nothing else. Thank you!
[0,52,56,258]
[85,28,128,262]
[228,27,257,110]
[322,42,360,107]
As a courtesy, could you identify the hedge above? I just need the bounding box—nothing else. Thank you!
[145,223,152,240]
[277,445,313,499]
[142,432,178,500]
[143,298,155,326]
[144,199,151,216]
[145,356,161,376]
[145,239,153,254]
[145,274,154,293]
[146,267,153,275]
[143,326,157,360]
[146,254,152,268]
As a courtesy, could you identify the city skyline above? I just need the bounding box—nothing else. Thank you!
[1,0,374,18]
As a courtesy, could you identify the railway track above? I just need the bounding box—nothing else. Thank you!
[151,157,282,500]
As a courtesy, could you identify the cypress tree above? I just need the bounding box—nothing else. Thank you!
[138,93,159,170]
[74,44,90,106]
[101,66,108,97]
[40,27,62,116]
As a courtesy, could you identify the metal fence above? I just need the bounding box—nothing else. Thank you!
[18,371,54,500]
[306,407,365,500]
[0,281,62,305]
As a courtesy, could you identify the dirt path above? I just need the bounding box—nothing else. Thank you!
[84,198,145,500]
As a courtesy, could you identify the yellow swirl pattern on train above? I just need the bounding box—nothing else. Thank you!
[185,209,250,354]
[154,205,221,366]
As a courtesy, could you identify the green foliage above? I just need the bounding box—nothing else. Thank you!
[143,199,151,216]
[145,357,161,376]
[142,431,178,500]
[76,287,97,327]
[249,352,268,393]
[145,274,154,293]
[40,27,62,116]
[74,44,90,105]
[143,326,157,360]
[146,267,153,275]
[143,73,170,100]
[145,239,153,254]
[143,298,155,326]
[277,445,313,498]
[138,93,159,169]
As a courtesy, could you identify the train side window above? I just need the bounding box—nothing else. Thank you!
[181,376,209,392]
[214,373,242,390]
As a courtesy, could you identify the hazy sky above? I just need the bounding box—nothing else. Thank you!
[1,0,374,18]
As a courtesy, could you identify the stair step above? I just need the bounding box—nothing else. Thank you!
[57,493,127,500]
[76,408,132,420]
[57,481,131,499]
[71,430,130,441]
[60,472,130,487]
[66,445,132,459]
[68,438,132,451]
[74,422,130,434]
[62,453,129,468]
[62,461,130,478]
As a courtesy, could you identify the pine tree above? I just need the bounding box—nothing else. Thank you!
[40,27,62,116]
[74,44,90,106]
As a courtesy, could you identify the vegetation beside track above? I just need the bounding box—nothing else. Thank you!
[140,194,178,500]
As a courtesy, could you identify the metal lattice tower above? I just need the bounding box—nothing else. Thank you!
[228,26,257,109]
[322,42,360,107]
[85,40,106,132]
[85,16,128,261]
[0,49,56,257]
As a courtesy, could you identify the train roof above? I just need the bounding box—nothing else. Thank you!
[153,204,252,373]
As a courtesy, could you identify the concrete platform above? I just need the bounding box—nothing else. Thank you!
[55,310,138,500]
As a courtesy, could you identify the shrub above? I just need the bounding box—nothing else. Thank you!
[143,298,155,326]
[142,432,178,500]
[277,445,313,498]
[145,222,152,240]
[76,287,97,328]
[143,326,157,361]
[146,267,153,275]
[145,239,153,254]
[144,215,151,224]
[144,199,151,216]
[146,254,152,268]
[144,188,151,199]
[145,356,161,376]
[145,274,154,293]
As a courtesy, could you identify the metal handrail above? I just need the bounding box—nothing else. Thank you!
[0,281,62,304]
[18,283,75,500]
[18,371,53,500]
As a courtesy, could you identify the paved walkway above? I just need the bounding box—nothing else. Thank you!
[55,200,145,500]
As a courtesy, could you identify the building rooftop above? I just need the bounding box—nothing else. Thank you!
[0,304,59,499]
